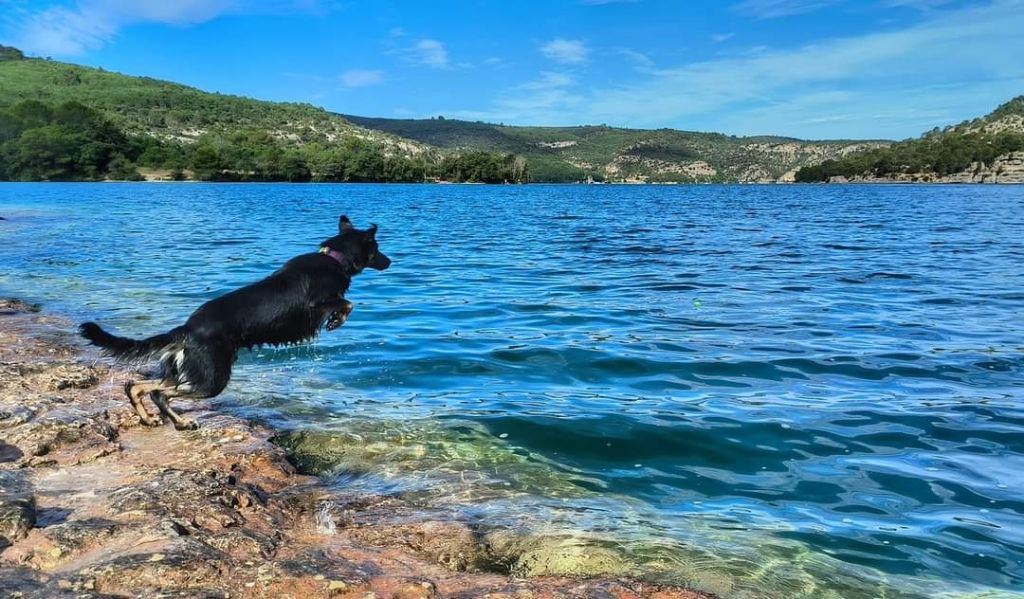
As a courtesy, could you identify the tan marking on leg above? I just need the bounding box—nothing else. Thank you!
[150,389,197,431]
[124,379,163,426]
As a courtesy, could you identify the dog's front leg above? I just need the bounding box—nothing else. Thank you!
[319,297,354,331]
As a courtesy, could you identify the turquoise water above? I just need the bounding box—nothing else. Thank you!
[1,182,1023,597]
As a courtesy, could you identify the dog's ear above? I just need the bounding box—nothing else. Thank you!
[339,215,353,233]
[366,223,378,239]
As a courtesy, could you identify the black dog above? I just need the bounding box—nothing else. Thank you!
[80,215,390,430]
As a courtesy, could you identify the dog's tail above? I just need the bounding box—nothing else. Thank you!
[79,322,184,362]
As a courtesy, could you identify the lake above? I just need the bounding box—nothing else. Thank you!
[1,182,1022,598]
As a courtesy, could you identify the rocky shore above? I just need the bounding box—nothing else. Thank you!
[825,151,1024,184]
[0,299,708,599]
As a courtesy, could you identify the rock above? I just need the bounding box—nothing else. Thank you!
[0,471,36,548]
[41,364,100,391]
[79,537,227,594]
[327,579,354,595]
[510,541,631,578]
[204,527,277,559]
[392,580,437,599]
[347,520,495,573]
[25,517,123,569]
[0,407,34,428]
[0,298,39,314]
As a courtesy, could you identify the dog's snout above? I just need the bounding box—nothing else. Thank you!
[371,252,391,271]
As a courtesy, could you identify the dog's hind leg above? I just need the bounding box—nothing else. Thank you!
[149,388,197,431]
[124,379,165,426]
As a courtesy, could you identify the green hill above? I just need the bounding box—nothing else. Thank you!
[796,96,1024,183]
[343,115,889,183]
[0,46,525,183]
[0,45,420,155]
[0,44,895,184]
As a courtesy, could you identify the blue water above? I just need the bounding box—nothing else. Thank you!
[2,183,1023,598]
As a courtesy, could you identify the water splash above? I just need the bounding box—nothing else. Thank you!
[315,500,336,535]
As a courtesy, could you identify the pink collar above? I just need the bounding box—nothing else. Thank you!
[322,248,347,265]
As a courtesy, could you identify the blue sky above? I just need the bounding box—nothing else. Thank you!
[1,0,1022,139]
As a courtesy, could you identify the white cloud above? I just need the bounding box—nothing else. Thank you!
[3,0,320,55]
[444,71,583,124]
[883,0,957,8]
[445,0,1024,138]
[539,38,589,64]
[339,69,384,88]
[733,0,959,19]
[614,48,655,69]
[521,71,575,90]
[399,38,449,69]
[732,0,842,18]
[711,32,736,43]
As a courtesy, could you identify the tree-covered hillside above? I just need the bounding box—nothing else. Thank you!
[796,96,1024,183]
[0,45,413,152]
[0,46,528,183]
[343,115,888,183]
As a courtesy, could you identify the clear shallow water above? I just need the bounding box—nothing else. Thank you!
[2,182,1023,597]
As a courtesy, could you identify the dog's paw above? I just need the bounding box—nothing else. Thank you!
[140,414,162,427]
[326,311,349,331]
[174,419,199,431]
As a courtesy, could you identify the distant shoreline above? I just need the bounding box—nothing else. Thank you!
[1,179,1020,186]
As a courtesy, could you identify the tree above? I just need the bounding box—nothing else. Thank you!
[107,154,144,180]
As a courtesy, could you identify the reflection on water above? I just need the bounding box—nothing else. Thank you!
[2,182,1023,598]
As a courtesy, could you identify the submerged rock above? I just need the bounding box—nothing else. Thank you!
[0,297,38,313]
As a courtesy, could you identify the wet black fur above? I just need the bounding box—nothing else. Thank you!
[80,215,390,400]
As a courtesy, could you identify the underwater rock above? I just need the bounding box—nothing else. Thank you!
[0,298,39,314]
[486,532,634,578]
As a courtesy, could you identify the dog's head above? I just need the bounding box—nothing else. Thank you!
[319,215,391,272]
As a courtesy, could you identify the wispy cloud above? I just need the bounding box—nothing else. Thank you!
[1,0,322,55]
[539,38,589,64]
[732,0,841,19]
[446,71,582,124]
[447,0,1024,138]
[882,0,957,8]
[398,38,450,69]
[521,71,575,90]
[614,47,655,69]
[339,69,384,88]
[733,0,958,19]
[711,32,736,43]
